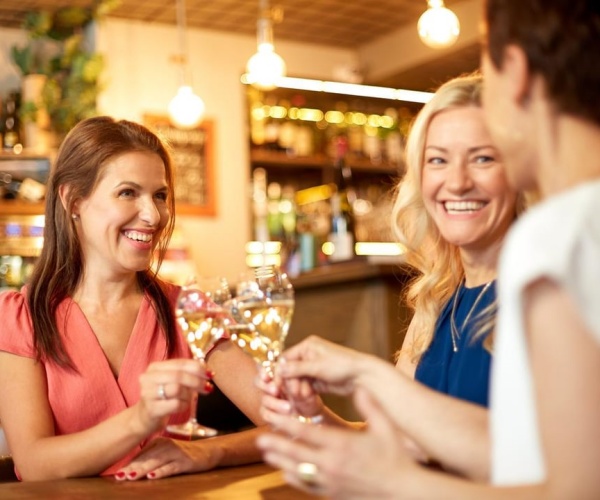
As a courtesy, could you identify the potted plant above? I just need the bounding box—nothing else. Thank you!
[9,2,116,150]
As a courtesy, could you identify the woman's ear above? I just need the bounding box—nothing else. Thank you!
[58,184,79,217]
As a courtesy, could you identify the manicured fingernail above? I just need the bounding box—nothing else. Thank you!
[204,381,214,393]
[147,472,156,479]
[127,472,137,479]
[206,369,215,379]
[115,472,126,479]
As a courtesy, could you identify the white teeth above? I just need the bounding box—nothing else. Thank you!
[444,200,485,213]
[124,230,152,243]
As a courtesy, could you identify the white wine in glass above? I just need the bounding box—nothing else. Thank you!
[228,266,294,378]
[166,276,231,438]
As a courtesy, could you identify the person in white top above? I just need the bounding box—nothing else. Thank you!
[254,0,600,498]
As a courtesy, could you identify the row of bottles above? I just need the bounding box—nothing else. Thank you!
[247,89,415,167]
[251,135,368,276]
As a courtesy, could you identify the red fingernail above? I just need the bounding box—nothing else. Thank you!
[127,472,137,479]
[204,381,214,393]
[206,370,215,379]
[115,472,126,479]
[147,472,156,479]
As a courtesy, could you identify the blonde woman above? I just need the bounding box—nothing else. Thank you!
[259,74,521,481]
[393,73,525,405]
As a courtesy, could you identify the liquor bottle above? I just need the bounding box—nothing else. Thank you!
[2,92,22,152]
[328,135,356,261]
[267,182,283,240]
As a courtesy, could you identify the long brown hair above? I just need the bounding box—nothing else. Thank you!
[27,116,178,367]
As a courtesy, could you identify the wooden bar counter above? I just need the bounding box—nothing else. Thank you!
[0,460,322,499]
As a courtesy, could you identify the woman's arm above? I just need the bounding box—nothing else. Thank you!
[395,319,420,379]
[116,340,276,480]
[393,318,490,480]
[276,335,489,479]
[259,279,600,499]
[0,355,205,480]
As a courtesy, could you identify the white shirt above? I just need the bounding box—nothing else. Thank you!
[492,180,600,485]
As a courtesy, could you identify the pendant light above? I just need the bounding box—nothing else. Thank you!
[168,0,205,129]
[245,0,286,90]
[418,0,460,49]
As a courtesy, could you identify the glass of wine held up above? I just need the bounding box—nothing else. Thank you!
[166,276,232,438]
[228,265,294,380]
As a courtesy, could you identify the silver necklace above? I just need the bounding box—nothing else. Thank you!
[450,280,493,352]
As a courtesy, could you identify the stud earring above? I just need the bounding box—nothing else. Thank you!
[71,214,79,220]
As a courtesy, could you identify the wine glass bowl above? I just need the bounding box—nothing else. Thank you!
[176,287,230,360]
[228,266,294,378]
[166,276,231,438]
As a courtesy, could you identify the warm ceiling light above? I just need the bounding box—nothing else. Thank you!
[418,0,460,49]
[245,0,286,90]
[168,85,205,129]
[168,0,205,128]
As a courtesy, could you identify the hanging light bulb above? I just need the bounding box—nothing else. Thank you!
[418,0,460,49]
[169,86,206,129]
[245,0,286,90]
[168,0,205,129]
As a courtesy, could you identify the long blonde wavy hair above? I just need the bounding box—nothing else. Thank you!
[392,73,525,362]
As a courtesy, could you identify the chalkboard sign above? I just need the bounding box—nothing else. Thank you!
[143,115,216,216]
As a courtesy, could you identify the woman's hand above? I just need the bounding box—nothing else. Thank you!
[275,336,377,397]
[115,436,216,480]
[132,359,212,436]
[256,386,422,499]
[256,366,325,423]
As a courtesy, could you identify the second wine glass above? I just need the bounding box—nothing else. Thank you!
[166,276,231,438]
[228,266,294,379]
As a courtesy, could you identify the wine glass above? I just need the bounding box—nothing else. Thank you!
[166,276,232,438]
[228,265,294,379]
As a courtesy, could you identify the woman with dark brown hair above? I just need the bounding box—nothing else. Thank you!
[255,1,600,498]
[0,116,265,480]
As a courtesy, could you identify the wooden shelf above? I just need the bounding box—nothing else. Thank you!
[0,200,45,215]
[250,150,401,175]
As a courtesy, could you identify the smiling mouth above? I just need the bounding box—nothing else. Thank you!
[124,230,153,243]
[443,200,486,214]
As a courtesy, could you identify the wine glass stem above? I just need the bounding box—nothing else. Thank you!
[188,391,199,424]
[189,354,206,425]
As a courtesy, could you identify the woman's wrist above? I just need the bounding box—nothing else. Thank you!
[126,404,163,441]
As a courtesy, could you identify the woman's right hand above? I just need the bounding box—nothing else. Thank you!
[133,359,211,435]
[256,366,325,422]
[275,336,376,397]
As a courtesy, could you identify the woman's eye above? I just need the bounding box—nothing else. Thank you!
[155,192,168,201]
[426,157,446,167]
[473,155,496,166]
[119,189,136,198]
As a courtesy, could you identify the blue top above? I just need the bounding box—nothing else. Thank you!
[414,281,495,407]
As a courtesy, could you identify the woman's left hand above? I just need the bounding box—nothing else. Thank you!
[115,437,215,480]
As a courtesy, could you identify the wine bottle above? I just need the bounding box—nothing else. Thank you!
[328,135,356,261]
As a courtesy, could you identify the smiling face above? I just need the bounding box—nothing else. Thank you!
[421,106,518,254]
[75,151,170,276]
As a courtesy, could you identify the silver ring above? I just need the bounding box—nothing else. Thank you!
[157,384,167,400]
[297,462,319,485]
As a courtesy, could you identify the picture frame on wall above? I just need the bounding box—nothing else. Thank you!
[143,114,216,216]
